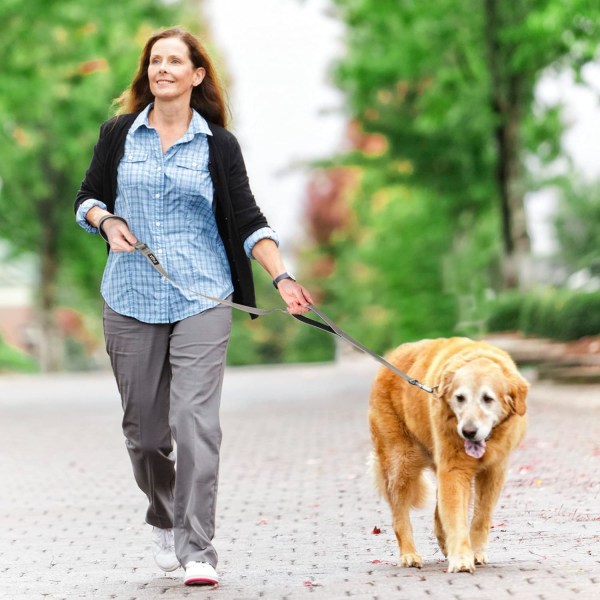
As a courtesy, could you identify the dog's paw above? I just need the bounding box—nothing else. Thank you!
[447,553,475,574]
[474,551,488,566]
[400,552,423,569]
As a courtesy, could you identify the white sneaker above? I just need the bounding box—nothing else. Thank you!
[184,561,219,586]
[152,527,180,572]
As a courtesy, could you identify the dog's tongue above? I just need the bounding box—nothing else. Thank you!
[464,439,486,459]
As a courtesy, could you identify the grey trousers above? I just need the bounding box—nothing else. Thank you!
[103,302,232,568]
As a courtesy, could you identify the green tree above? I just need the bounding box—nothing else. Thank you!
[554,178,600,274]
[328,0,598,288]
[301,0,599,349]
[0,0,187,370]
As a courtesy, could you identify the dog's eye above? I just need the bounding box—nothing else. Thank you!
[482,395,494,404]
[455,394,465,403]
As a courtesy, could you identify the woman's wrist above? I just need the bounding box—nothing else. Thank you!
[272,272,296,289]
[86,205,110,229]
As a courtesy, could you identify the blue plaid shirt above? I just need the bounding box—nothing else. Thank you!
[76,105,278,323]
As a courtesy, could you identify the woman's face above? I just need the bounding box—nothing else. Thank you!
[147,37,205,104]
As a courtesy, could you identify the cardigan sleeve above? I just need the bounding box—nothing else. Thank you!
[73,119,112,215]
[224,132,270,241]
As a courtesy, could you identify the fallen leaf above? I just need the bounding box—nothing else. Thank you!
[372,526,382,534]
[304,581,322,587]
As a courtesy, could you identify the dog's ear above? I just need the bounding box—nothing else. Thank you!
[506,372,529,416]
[434,368,455,400]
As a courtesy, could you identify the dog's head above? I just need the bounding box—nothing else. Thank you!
[434,351,528,459]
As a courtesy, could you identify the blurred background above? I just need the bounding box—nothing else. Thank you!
[1,0,599,378]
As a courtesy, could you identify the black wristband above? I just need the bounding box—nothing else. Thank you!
[97,215,129,242]
[272,272,296,289]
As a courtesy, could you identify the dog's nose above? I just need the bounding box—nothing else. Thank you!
[461,425,478,440]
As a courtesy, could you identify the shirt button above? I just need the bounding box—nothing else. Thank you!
[192,162,197,167]
[155,193,160,198]
[156,221,161,227]
[157,248,163,254]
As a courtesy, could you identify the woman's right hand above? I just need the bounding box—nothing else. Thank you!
[101,217,138,252]
[87,206,138,252]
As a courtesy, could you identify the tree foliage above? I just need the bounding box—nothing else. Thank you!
[0,0,189,368]
[554,178,600,273]
[301,0,600,351]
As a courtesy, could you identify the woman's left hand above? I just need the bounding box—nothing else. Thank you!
[277,279,314,315]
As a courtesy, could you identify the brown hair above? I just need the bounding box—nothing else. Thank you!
[114,27,228,127]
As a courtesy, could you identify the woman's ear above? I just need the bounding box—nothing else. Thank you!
[193,67,206,87]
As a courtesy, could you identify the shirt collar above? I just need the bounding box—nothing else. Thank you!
[130,103,213,138]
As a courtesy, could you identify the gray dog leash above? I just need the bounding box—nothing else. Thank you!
[132,239,434,394]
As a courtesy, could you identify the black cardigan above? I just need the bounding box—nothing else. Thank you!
[74,112,271,314]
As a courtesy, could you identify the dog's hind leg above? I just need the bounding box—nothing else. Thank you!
[470,461,507,565]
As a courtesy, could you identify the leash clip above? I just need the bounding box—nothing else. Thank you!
[409,378,434,394]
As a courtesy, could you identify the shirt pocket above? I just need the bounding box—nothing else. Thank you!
[175,155,213,202]
[118,151,149,191]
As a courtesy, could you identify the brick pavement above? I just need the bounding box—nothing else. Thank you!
[0,356,599,599]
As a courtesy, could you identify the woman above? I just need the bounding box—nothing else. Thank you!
[74,26,313,587]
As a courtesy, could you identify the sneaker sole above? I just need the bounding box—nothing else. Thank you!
[184,577,218,586]
[157,562,181,573]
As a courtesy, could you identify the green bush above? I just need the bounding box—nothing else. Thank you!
[0,335,38,373]
[486,293,524,332]
[537,290,572,339]
[486,288,600,341]
[557,291,600,341]
[518,292,544,337]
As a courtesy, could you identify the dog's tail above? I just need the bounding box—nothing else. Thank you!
[368,451,433,509]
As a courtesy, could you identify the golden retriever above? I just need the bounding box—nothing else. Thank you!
[369,337,528,573]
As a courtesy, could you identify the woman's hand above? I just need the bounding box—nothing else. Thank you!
[101,217,138,252]
[87,206,138,252]
[249,238,315,314]
[276,278,314,315]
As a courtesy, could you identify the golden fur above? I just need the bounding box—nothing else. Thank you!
[369,337,528,573]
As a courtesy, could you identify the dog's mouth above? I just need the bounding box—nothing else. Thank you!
[464,439,486,459]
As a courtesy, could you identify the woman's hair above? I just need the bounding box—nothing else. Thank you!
[114,27,228,127]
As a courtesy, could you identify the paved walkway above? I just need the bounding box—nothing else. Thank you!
[1,356,599,599]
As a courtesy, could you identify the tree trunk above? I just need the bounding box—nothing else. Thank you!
[484,0,531,289]
[36,148,64,372]
[37,204,62,372]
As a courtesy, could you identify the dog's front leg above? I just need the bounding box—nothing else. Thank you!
[437,466,475,573]
[470,461,507,566]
